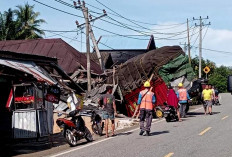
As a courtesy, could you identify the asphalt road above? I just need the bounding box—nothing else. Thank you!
[48,93,232,157]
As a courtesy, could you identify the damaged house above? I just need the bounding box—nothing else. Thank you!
[0,50,81,142]
[88,46,195,116]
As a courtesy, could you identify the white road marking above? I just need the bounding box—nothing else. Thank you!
[222,115,229,120]
[164,152,174,157]
[49,106,203,157]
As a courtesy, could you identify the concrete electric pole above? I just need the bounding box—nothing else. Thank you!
[83,6,91,92]
[187,18,191,65]
[193,16,210,79]
[75,1,107,91]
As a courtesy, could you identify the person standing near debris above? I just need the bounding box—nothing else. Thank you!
[210,85,216,105]
[98,86,117,138]
[176,83,190,118]
[202,84,213,115]
[137,81,156,136]
[167,85,182,122]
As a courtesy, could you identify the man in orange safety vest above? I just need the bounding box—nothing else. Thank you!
[176,83,190,118]
[137,81,156,136]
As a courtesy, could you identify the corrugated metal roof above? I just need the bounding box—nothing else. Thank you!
[0,58,56,85]
[0,39,102,74]
[83,52,114,69]
[100,49,148,65]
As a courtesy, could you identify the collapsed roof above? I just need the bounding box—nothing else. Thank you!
[0,38,102,74]
[0,50,83,94]
[106,46,185,95]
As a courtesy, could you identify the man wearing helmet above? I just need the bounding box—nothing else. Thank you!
[137,81,156,136]
[176,83,190,118]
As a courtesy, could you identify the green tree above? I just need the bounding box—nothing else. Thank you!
[208,66,232,92]
[191,56,216,79]
[14,3,46,39]
[0,9,17,40]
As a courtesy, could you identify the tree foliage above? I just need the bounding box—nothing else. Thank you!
[208,66,232,93]
[191,56,232,93]
[0,3,45,40]
[0,9,17,40]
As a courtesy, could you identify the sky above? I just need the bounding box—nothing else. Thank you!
[1,0,232,66]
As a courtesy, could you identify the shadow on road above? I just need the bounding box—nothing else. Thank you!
[149,130,169,136]
[0,133,70,157]
[117,131,133,136]
[187,111,220,116]
[187,112,205,116]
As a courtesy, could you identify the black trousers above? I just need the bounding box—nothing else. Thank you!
[139,109,153,132]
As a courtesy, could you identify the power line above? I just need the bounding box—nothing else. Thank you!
[192,46,232,55]
[51,0,196,37]
[43,29,78,32]
[33,0,84,18]
[94,0,188,27]
[92,25,149,40]
[86,3,187,30]
[202,25,209,41]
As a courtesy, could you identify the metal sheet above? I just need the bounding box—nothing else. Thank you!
[0,39,102,74]
[45,101,54,134]
[13,110,37,138]
[37,110,49,137]
[0,58,56,85]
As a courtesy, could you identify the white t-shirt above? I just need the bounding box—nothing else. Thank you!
[67,92,80,111]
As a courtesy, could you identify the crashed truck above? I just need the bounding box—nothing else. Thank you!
[86,46,195,117]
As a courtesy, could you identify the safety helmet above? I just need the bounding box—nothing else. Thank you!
[178,83,183,87]
[144,81,151,87]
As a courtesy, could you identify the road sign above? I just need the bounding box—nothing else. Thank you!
[203,66,210,74]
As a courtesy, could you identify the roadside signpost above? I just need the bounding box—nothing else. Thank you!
[203,66,210,79]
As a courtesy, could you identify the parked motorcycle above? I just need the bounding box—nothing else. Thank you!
[91,110,103,136]
[56,110,93,147]
[214,96,221,106]
[163,103,179,122]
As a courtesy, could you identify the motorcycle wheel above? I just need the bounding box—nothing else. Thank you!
[175,116,179,121]
[156,109,163,118]
[166,117,171,122]
[85,127,93,142]
[92,123,103,136]
[65,129,78,147]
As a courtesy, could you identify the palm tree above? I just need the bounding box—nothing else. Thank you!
[14,3,46,39]
[0,9,16,40]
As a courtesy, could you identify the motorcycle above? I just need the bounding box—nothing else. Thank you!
[214,96,221,106]
[56,110,93,147]
[91,110,103,136]
[163,103,179,122]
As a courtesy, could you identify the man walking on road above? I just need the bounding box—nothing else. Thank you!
[202,84,213,115]
[98,86,117,138]
[137,81,156,136]
[176,83,190,118]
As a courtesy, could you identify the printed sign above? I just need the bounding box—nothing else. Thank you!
[45,85,61,103]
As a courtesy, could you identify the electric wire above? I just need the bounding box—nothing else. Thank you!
[50,0,196,38]
[202,25,209,41]
[33,0,84,18]
[94,0,188,27]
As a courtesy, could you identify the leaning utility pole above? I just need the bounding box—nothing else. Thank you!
[88,12,107,71]
[193,16,210,79]
[75,1,106,72]
[81,2,91,92]
[187,18,191,65]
